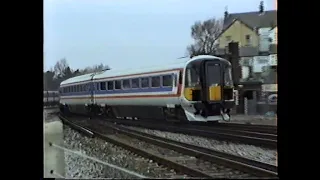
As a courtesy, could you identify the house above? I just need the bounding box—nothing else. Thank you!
[214,3,277,83]
[269,26,278,45]
[216,8,277,49]
[214,3,277,115]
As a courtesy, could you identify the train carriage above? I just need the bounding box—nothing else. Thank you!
[43,91,60,107]
[59,55,235,122]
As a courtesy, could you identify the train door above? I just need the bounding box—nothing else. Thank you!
[89,74,95,105]
[200,60,223,103]
[88,82,94,105]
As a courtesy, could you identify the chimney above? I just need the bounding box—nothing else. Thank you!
[224,6,229,19]
[259,1,264,14]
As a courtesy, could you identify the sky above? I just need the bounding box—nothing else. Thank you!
[44,0,276,71]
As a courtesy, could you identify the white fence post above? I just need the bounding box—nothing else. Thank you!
[44,121,65,178]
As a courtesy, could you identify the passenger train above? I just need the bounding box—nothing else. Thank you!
[44,91,60,107]
[59,55,235,122]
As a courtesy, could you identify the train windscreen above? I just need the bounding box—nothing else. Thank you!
[224,67,233,86]
[206,63,221,86]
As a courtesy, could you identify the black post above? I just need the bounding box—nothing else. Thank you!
[228,42,241,86]
[228,42,243,114]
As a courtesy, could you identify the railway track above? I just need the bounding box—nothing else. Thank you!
[210,123,277,134]
[96,117,277,149]
[59,115,278,178]
[44,106,59,110]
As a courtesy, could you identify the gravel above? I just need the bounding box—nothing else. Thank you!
[63,125,181,179]
[124,126,277,166]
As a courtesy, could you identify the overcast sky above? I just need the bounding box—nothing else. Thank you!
[44,0,276,71]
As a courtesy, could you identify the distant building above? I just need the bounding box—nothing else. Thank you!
[214,6,277,84]
[215,3,277,115]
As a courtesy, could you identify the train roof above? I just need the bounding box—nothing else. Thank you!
[94,55,230,80]
[94,59,187,80]
[60,73,94,86]
[60,55,230,85]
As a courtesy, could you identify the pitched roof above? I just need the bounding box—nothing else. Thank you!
[223,10,277,31]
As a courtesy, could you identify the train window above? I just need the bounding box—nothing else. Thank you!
[115,80,121,90]
[80,85,82,92]
[100,82,106,90]
[122,79,131,89]
[151,76,160,87]
[131,78,139,88]
[141,77,149,88]
[107,81,114,90]
[76,85,79,92]
[162,75,173,87]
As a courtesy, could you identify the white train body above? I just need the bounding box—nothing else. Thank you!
[59,55,235,122]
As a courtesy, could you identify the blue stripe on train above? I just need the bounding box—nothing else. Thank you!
[60,87,173,97]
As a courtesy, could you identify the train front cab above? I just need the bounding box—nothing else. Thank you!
[183,57,235,122]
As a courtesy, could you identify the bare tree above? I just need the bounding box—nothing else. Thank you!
[186,18,223,57]
[54,58,69,78]
[45,58,112,90]
[81,63,111,74]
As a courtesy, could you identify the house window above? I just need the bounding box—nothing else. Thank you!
[226,36,231,42]
[245,35,251,46]
[225,46,229,53]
